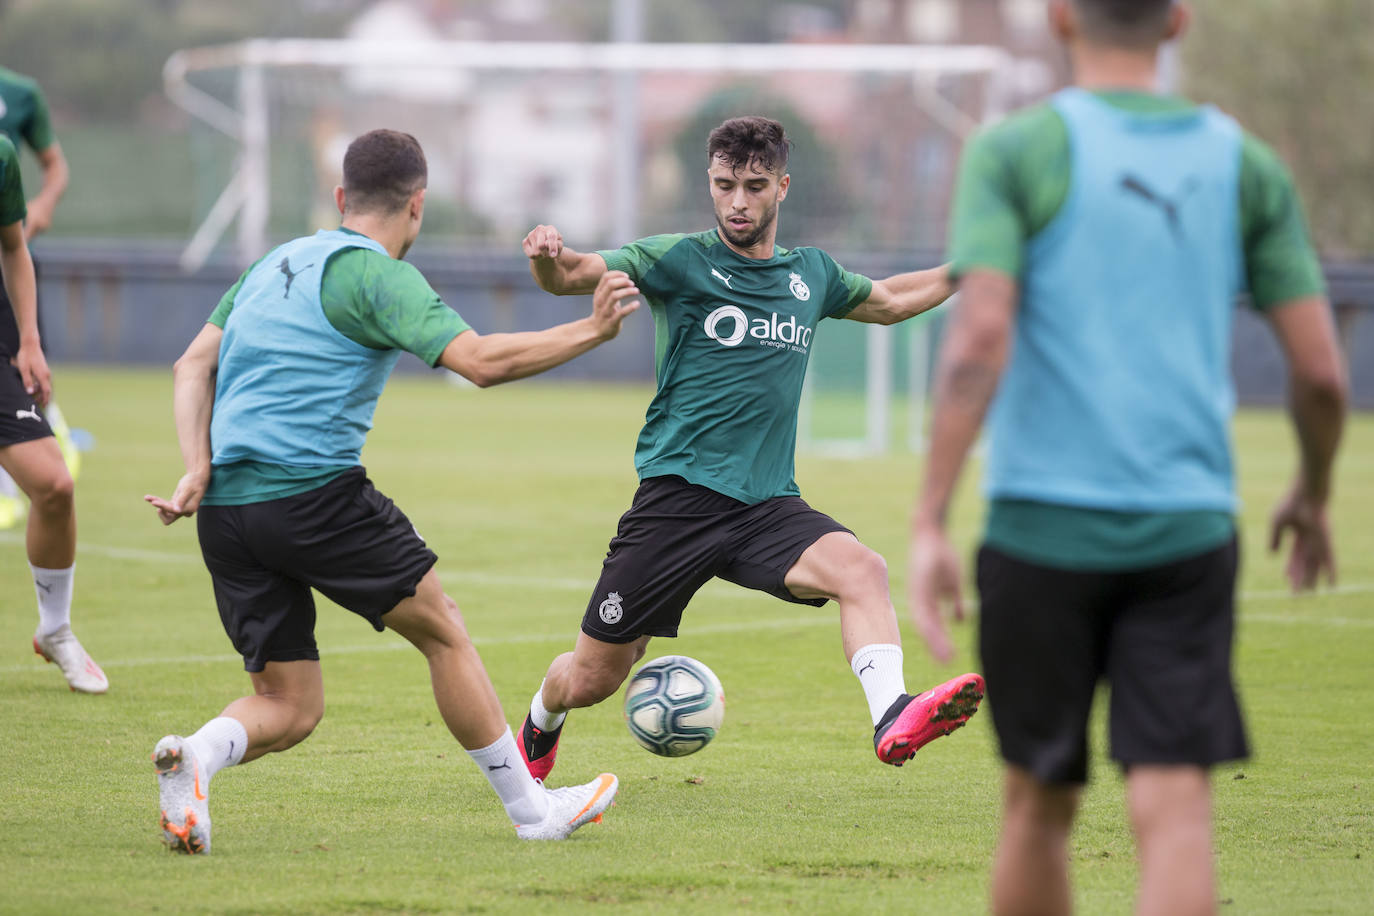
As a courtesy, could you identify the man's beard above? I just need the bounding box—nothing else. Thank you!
[716,202,777,251]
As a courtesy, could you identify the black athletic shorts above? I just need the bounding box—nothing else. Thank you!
[580,475,852,644]
[195,467,438,672]
[976,537,1249,785]
[0,362,54,448]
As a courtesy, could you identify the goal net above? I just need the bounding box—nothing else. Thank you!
[164,38,1014,453]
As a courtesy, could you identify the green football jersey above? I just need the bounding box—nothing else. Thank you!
[599,229,872,505]
[0,67,55,153]
[0,137,25,226]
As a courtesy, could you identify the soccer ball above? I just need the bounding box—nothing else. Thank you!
[623,655,725,757]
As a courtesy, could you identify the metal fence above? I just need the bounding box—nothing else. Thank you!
[32,240,1374,408]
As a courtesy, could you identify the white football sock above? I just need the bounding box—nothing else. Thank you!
[851,643,907,726]
[468,727,549,825]
[31,564,75,637]
[186,716,248,783]
[529,680,567,732]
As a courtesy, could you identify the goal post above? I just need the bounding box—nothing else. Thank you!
[164,39,1014,267]
[799,306,944,459]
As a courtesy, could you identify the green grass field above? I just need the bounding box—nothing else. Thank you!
[1,368,1370,915]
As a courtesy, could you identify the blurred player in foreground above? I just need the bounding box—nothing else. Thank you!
[909,2,1348,914]
[144,129,633,853]
[516,115,983,784]
[0,65,75,529]
[0,134,103,694]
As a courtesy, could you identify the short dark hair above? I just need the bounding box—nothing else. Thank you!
[342,129,427,215]
[1072,0,1174,48]
[706,116,791,175]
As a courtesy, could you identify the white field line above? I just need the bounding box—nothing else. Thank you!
[4,614,848,672]
[8,532,1374,601]
[1,534,1370,674]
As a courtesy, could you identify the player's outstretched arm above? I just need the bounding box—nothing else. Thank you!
[0,219,49,405]
[909,269,1014,662]
[523,223,608,296]
[143,323,222,525]
[440,270,639,387]
[846,263,955,325]
[1264,295,1348,591]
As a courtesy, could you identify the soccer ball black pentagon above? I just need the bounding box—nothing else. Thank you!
[623,655,725,757]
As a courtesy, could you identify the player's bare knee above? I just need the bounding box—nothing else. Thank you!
[838,546,889,603]
[1007,773,1078,828]
[26,468,74,516]
[857,546,889,587]
[393,593,473,655]
[287,699,325,747]
[433,604,476,654]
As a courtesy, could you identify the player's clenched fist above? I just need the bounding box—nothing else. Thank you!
[523,224,563,260]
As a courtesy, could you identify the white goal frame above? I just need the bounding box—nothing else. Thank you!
[163,38,1015,455]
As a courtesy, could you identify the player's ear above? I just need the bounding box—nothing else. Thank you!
[1165,2,1190,42]
[410,187,426,222]
[776,173,790,203]
[334,185,347,217]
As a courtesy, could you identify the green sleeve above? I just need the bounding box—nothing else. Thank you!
[321,248,471,367]
[208,253,270,327]
[0,139,25,226]
[817,250,872,319]
[23,84,53,152]
[207,263,255,328]
[598,234,686,288]
[1238,133,1326,309]
[947,103,1069,282]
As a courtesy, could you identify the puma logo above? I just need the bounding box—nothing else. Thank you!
[1119,174,1199,241]
[857,660,876,676]
[487,759,512,772]
[278,257,315,298]
[34,579,53,594]
[15,405,42,423]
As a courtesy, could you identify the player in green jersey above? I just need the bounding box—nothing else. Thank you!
[144,130,632,852]
[514,115,985,784]
[0,67,68,239]
[0,66,74,530]
[0,136,103,694]
[909,3,1348,914]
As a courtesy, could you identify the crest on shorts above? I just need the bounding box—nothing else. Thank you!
[788,272,810,301]
[598,591,624,625]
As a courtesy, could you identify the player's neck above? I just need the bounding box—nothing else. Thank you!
[339,216,406,259]
[1070,43,1162,93]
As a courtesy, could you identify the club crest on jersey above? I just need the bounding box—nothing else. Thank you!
[788,272,810,301]
[598,591,624,625]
